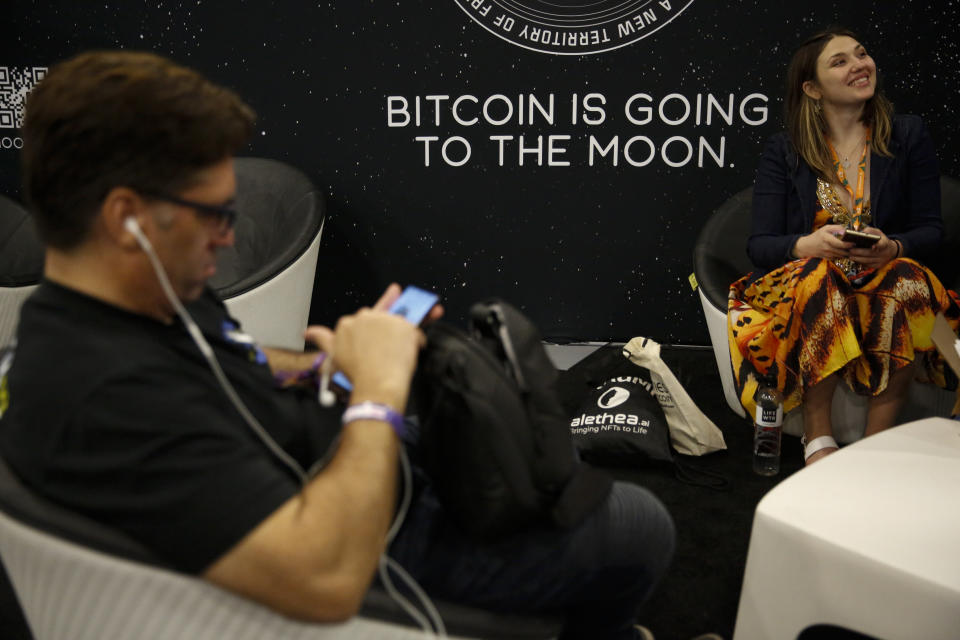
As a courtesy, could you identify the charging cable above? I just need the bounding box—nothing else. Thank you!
[314,323,445,635]
[379,446,447,637]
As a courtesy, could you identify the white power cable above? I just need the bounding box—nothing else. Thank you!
[379,447,447,638]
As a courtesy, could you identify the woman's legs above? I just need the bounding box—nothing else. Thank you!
[802,372,840,464]
[803,361,914,463]
[865,361,914,436]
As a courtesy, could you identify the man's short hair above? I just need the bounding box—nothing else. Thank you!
[22,50,255,250]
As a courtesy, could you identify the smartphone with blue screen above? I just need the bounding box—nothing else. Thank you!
[332,285,439,391]
[385,285,440,325]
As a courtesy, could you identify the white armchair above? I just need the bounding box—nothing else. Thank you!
[213,157,326,351]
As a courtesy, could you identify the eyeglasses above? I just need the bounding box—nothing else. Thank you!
[141,191,238,234]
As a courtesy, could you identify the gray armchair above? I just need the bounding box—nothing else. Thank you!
[0,195,42,348]
[0,455,562,639]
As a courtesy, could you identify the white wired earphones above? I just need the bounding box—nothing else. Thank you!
[125,215,446,636]
[124,216,308,484]
[317,356,337,407]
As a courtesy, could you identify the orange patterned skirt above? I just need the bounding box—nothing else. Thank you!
[728,255,960,417]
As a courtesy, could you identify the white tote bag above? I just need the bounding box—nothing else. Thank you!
[622,336,727,456]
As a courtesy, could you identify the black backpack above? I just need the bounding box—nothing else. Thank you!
[411,299,612,540]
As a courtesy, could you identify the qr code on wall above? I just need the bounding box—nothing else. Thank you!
[0,66,47,129]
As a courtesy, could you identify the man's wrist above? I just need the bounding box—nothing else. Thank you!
[347,376,409,411]
[342,401,405,438]
[273,352,325,388]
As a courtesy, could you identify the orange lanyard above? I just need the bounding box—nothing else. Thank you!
[827,128,871,229]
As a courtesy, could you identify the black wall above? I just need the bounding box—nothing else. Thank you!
[2,1,958,343]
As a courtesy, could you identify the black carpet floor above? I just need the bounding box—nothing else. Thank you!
[0,345,804,640]
[556,344,806,640]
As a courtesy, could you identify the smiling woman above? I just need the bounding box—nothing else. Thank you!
[810,36,877,103]
[725,26,960,466]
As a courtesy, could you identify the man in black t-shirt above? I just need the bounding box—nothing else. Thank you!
[0,51,677,639]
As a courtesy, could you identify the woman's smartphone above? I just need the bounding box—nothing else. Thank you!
[332,286,439,391]
[841,229,881,248]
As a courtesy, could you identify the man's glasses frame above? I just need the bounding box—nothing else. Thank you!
[140,191,238,234]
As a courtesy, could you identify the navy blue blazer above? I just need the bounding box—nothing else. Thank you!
[747,114,942,271]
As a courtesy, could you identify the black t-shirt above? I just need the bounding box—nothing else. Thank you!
[0,281,341,573]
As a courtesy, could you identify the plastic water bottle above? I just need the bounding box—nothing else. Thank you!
[753,378,783,476]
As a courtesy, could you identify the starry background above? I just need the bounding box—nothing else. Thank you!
[1,0,958,344]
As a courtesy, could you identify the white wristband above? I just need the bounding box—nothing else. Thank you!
[341,402,405,438]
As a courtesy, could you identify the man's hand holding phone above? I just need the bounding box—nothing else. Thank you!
[306,284,441,395]
[378,284,442,326]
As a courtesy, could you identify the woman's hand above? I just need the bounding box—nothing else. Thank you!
[850,226,900,269]
[792,224,854,260]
